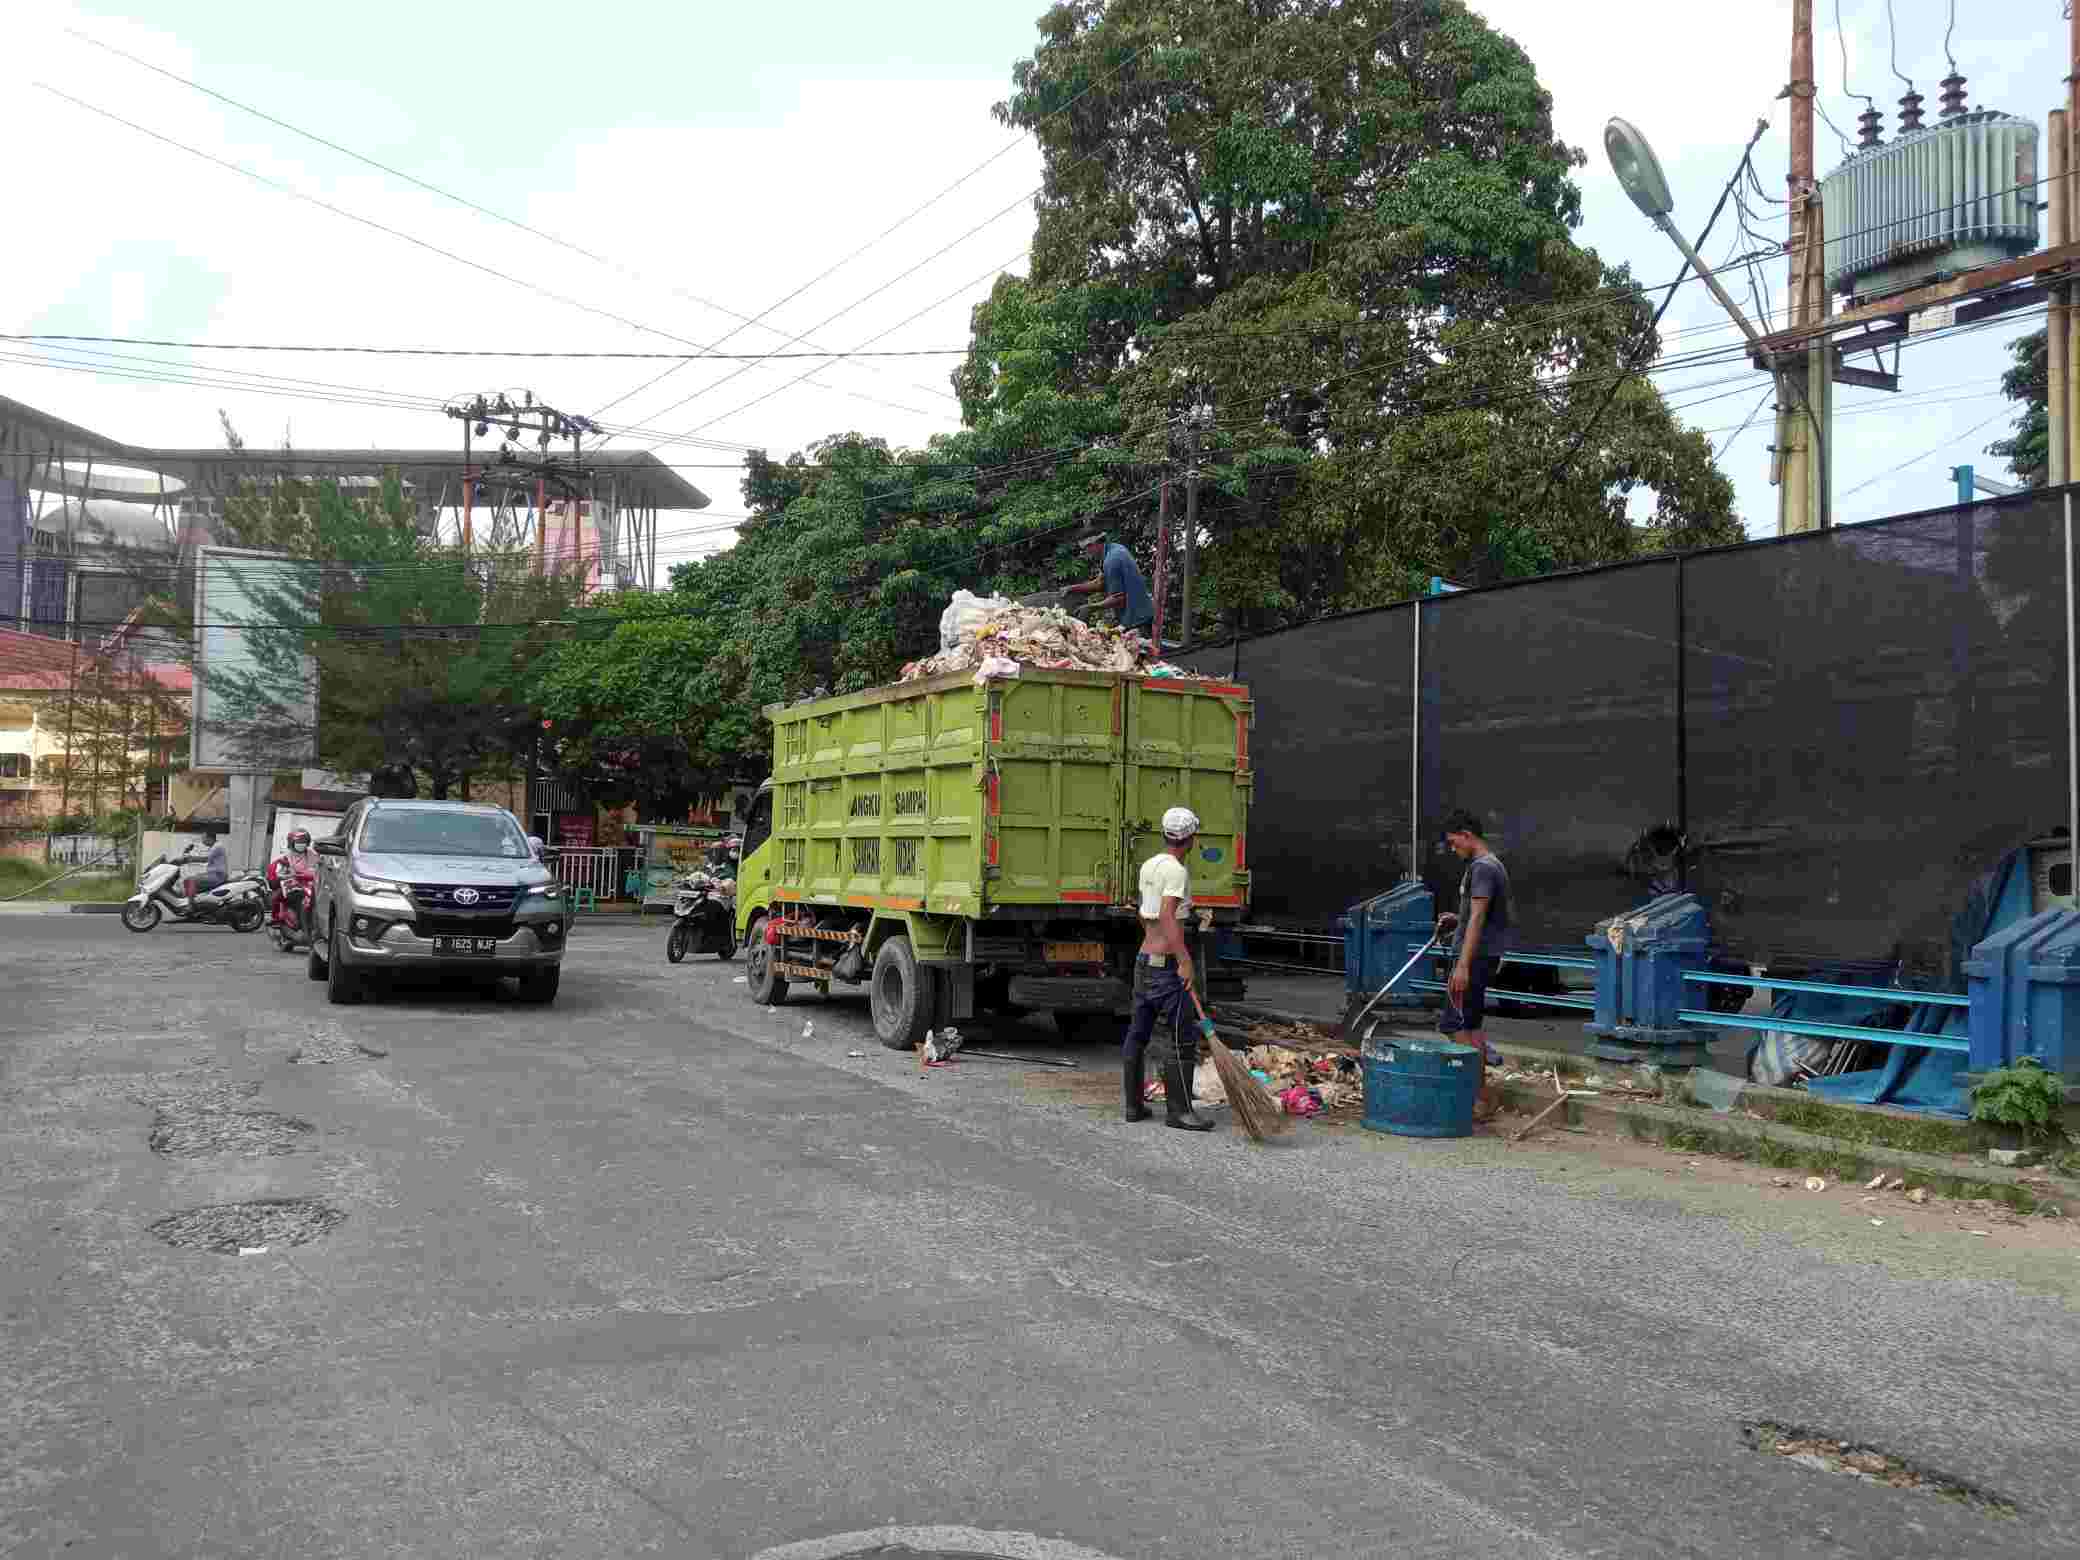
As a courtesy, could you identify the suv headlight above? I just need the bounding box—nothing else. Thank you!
[351,874,408,895]
[523,882,561,899]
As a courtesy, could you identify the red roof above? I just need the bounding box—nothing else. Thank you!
[0,628,78,680]
[0,629,189,694]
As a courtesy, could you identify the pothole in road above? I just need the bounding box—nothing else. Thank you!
[749,1530,1124,1560]
[291,1027,384,1064]
[148,1198,346,1254]
[148,1107,316,1157]
[1742,1421,2017,1515]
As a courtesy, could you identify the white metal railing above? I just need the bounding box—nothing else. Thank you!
[48,833,129,869]
[551,845,619,904]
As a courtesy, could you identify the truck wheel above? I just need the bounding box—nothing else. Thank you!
[517,965,561,1005]
[307,917,327,981]
[870,935,934,1052]
[746,917,788,1006]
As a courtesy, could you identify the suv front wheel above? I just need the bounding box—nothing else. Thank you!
[325,921,364,1006]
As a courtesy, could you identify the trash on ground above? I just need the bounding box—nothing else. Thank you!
[1906,1187,1928,1204]
[1866,1172,1888,1190]
[1805,1176,1828,1192]
[846,1049,867,1058]
[238,1245,268,1255]
[733,976,747,983]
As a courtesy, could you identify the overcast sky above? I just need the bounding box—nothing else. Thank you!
[0,0,2059,570]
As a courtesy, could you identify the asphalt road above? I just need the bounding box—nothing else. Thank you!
[3,911,2077,1560]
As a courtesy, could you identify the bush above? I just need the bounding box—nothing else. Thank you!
[1969,1059,2069,1141]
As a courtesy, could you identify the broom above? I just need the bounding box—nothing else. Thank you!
[1187,988,1290,1142]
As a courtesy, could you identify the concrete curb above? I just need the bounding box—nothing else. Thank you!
[1487,1073,2080,1211]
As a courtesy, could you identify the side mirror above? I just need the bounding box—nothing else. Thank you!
[313,838,345,858]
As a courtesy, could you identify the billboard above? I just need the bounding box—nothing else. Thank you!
[189,546,318,773]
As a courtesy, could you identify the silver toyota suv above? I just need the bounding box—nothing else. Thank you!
[308,798,567,1006]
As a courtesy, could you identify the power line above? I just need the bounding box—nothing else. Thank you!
[584,34,1165,426]
[1837,405,2010,501]
[605,5,1437,444]
[1884,0,1918,95]
[27,84,943,433]
[63,26,960,415]
[3,333,973,362]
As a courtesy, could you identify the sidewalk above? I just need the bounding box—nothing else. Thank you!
[1221,970,1754,1074]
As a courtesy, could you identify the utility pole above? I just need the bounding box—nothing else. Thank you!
[1181,418,1200,652]
[1150,479,1172,647]
[461,416,474,551]
[443,393,596,565]
[1779,0,1830,533]
[2052,109,2070,486]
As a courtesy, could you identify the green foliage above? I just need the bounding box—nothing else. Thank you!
[1987,328,2048,488]
[527,0,1750,780]
[1969,1059,2068,1140]
[201,474,583,799]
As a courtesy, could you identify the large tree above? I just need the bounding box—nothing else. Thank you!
[1988,327,2047,488]
[981,0,1741,626]
[200,474,581,799]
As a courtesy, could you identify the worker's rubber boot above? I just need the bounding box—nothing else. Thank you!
[1162,1048,1214,1132]
[1122,1052,1152,1122]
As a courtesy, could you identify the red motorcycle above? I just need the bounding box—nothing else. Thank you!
[266,831,319,953]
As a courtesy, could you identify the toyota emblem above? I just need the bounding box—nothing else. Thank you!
[453,887,480,905]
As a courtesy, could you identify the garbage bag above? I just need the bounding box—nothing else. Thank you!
[939,589,1013,654]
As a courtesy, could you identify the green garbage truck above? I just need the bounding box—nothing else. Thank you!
[732,666,1254,1049]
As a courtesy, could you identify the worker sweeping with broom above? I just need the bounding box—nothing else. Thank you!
[1121,806,1217,1132]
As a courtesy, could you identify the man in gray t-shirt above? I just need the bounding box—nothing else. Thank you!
[1435,808,1510,1120]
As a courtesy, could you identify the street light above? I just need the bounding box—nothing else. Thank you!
[1604,117,1674,219]
[1603,115,1830,530]
[1602,116,1765,355]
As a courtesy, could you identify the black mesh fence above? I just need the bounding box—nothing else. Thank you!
[1185,609,1415,924]
[1422,560,1679,949]
[1684,493,2068,975]
[1217,484,2078,969]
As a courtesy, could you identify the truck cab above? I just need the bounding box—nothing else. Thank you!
[733,780,777,947]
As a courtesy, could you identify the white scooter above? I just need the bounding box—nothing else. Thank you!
[122,850,268,934]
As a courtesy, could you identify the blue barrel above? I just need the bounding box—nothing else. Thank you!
[1361,1035,1479,1138]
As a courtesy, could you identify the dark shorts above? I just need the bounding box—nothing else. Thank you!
[1438,956,1501,1035]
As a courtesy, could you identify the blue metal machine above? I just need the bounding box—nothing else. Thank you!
[1586,892,1717,1066]
[1964,908,2080,1079]
[1339,881,1435,1013]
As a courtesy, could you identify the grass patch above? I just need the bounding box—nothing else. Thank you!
[1601,1105,2048,1212]
[1767,1096,1983,1157]
[0,858,132,902]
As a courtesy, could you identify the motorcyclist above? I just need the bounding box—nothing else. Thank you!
[267,829,317,940]
[184,829,229,900]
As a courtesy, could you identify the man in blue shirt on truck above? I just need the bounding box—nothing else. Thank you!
[1067,530,1154,636]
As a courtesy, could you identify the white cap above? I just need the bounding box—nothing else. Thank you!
[1161,806,1201,841]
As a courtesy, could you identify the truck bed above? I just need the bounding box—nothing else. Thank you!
[764,667,1252,920]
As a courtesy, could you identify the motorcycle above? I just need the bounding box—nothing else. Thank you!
[665,871,736,963]
[122,851,268,934]
[266,853,319,952]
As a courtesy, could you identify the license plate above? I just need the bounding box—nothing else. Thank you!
[433,935,498,956]
[1046,940,1105,964]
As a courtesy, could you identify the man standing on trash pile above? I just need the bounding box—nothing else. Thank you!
[1067,530,1154,637]
[1121,805,1216,1131]
[1436,808,1512,1123]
